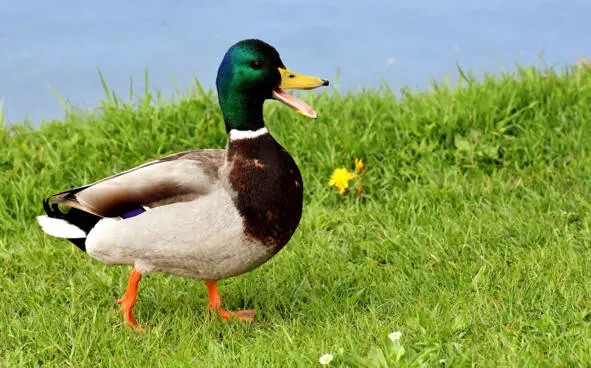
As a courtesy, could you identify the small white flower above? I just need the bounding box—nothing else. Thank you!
[319,353,333,365]
[388,331,402,342]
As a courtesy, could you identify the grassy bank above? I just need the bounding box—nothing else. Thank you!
[1,65,591,367]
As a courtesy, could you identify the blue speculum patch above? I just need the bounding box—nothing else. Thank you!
[120,208,146,219]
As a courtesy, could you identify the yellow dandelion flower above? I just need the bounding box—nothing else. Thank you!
[354,157,365,173]
[328,168,354,194]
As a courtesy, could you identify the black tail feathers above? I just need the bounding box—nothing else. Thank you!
[42,198,102,252]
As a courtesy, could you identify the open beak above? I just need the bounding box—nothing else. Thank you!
[272,67,329,119]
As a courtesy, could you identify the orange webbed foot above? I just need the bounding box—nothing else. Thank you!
[117,297,146,331]
[216,308,256,322]
[206,281,256,322]
[230,309,256,321]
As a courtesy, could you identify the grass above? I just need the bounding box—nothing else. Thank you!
[1,64,591,367]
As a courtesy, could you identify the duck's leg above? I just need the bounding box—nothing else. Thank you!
[117,268,143,329]
[205,281,255,321]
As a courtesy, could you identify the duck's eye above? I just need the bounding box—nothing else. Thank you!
[250,60,263,70]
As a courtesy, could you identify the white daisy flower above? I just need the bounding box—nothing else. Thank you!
[319,353,333,365]
[388,331,402,342]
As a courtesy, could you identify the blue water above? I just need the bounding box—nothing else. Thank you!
[1,0,589,125]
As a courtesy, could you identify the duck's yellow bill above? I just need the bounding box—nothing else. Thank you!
[273,67,329,119]
[278,68,328,90]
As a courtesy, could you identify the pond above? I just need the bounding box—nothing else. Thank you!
[0,0,588,125]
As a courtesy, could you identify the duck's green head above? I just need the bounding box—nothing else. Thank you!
[216,39,329,132]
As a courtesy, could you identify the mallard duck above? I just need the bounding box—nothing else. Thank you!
[37,39,329,328]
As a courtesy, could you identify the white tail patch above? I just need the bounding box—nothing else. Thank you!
[37,216,87,239]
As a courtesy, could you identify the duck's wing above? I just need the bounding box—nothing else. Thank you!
[47,149,225,218]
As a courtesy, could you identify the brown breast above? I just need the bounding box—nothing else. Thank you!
[226,133,304,250]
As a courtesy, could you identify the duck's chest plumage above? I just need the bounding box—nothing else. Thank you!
[226,133,303,250]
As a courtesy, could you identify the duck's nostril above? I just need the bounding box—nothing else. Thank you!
[289,74,295,78]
